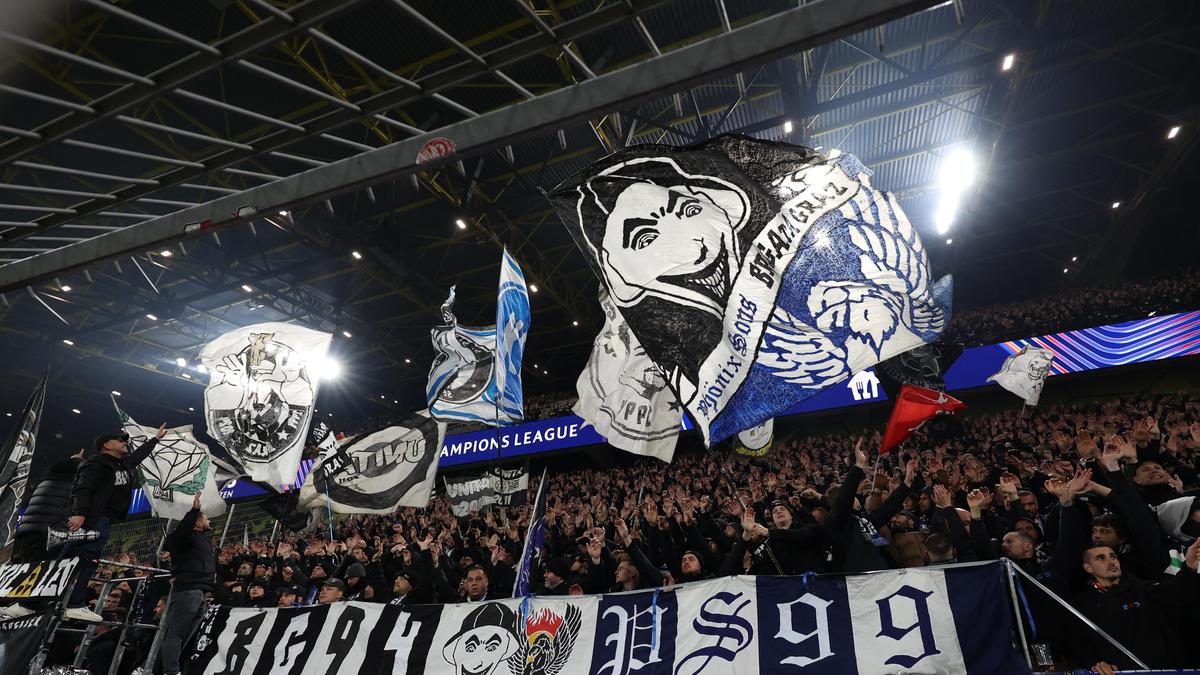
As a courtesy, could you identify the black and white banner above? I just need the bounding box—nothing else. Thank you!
[0,557,79,598]
[444,473,494,517]
[0,373,44,550]
[298,410,446,514]
[445,467,529,516]
[188,563,1027,674]
[201,322,332,486]
[575,289,681,462]
[488,466,528,508]
[0,615,47,675]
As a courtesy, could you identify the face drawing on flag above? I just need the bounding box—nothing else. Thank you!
[579,158,750,318]
[443,603,521,675]
[736,421,772,453]
[207,331,315,461]
[554,136,952,446]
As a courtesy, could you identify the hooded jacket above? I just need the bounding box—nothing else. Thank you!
[1154,496,1198,544]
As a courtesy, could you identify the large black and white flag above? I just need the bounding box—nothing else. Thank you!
[200,322,332,486]
[445,466,529,516]
[445,474,495,517]
[549,136,952,445]
[575,289,681,462]
[298,410,445,514]
[115,398,225,520]
[488,466,528,508]
[0,373,44,550]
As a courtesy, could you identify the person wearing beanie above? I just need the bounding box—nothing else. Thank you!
[539,557,572,595]
[62,424,167,623]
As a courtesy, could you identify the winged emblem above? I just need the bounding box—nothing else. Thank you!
[507,605,583,675]
[759,306,849,387]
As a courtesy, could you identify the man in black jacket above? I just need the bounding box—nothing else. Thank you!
[63,425,166,622]
[1075,539,1200,673]
[159,492,215,675]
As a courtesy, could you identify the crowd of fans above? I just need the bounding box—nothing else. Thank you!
[944,270,1200,345]
[61,391,1194,673]
[18,269,1200,674]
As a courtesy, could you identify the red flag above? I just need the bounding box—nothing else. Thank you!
[879,384,966,454]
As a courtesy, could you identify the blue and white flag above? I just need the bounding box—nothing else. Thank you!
[428,250,530,426]
[495,248,530,423]
[427,286,502,424]
[549,136,952,445]
[513,467,548,598]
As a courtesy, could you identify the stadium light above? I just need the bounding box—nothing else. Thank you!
[1071,256,1078,262]
[342,330,352,338]
[572,320,579,326]
[111,390,121,397]
[311,356,343,382]
[783,120,793,134]
[945,238,953,245]
[351,250,362,260]
[1167,125,1181,139]
[1001,53,1016,71]
[529,284,539,293]
[71,408,81,414]
[241,284,253,293]
[1111,201,1121,209]
[62,339,74,346]
[455,219,467,230]
[404,358,412,363]
[189,407,195,411]
[278,210,289,217]
[1062,268,1069,274]
[159,249,172,257]
[146,313,158,321]
[935,149,976,235]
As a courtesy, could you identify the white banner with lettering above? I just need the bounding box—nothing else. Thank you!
[187,563,1027,674]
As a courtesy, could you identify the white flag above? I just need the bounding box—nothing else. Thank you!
[299,410,445,514]
[115,399,226,520]
[200,322,331,486]
[574,289,681,462]
[988,347,1054,406]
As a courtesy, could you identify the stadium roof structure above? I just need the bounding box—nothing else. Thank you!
[0,0,1196,432]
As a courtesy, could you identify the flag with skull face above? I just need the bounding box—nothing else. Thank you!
[115,398,226,519]
[549,135,952,446]
[200,322,331,486]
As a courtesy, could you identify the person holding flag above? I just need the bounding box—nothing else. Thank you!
[63,423,167,623]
